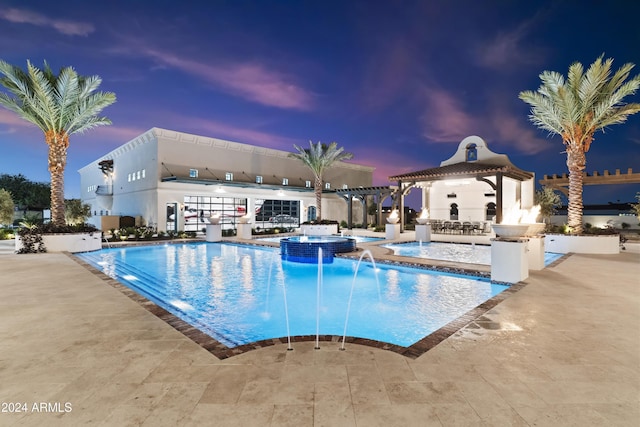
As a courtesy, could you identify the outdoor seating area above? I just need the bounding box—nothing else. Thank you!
[429,219,490,235]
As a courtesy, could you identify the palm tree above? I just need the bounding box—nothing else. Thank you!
[0,60,116,226]
[289,141,353,221]
[519,56,640,234]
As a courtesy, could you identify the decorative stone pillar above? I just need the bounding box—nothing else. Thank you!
[527,235,545,270]
[385,223,400,240]
[237,223,252,239]
[490,238,529,283]
[415,224,431,242]
[205,224,222,242]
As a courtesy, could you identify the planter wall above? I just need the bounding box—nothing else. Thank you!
[16,232,103,253]
[544,233,619,254]
[300,224,338,236]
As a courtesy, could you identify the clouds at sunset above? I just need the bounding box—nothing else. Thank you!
[116,41,316,111]
[0,7,94,36]
[0,1,638,204]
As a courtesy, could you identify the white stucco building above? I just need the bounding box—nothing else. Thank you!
[78,128,374,232]
[389,136,535,229]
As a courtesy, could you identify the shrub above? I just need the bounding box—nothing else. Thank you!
[16,227,46,253]
[0,228,14,240]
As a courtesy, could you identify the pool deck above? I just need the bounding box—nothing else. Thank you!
[0,236,638,426]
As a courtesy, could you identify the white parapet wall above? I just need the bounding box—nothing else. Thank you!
[300,224,339,236]
[544,234,620,254]
[16,232,103,253]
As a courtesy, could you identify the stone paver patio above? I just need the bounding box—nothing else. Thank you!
[0,238,638,426]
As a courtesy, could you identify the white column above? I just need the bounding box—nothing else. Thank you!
[415,224,431,242]
[205,224,222,242]
[527,236,545,270]
[491,238,529,283]
[386,223,400,240]
[237,223,252,239]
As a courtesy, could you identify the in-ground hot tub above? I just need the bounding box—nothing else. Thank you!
[280,235,356,263]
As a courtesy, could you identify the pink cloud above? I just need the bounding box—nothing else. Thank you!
[489,109,550,155]
[418,85,550,155]
[0,109,35,130]
[0,8,94,36]
[419,86,479,143]
[136,46,315,111]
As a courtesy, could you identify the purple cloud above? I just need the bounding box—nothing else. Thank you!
[419,86,479,143]
[472,17,544,71]
[488,108,550,155]
[131,45,315,111]
[0,8,94,36]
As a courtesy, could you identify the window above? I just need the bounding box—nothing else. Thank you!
[136,171,141,179]
[465,143,478,162]
[128,173,131,182]
[325,182,331,190]
[225,172,233,181]
[486,203,497,221]
[282,178,289,186]
[189,169,198,178]
[305,180,311,188]
[342,184,348,189]
[450,203,459,220]
[142,169,146,178]
[307,205,317,222]
[256,175,263,184]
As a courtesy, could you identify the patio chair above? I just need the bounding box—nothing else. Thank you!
[452,222,463,234]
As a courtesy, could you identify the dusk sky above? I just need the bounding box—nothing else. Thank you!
[0,0,638,208]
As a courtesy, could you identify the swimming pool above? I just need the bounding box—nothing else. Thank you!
[382,241,563,266]
[258,234,383,244]
[76,242,508,349]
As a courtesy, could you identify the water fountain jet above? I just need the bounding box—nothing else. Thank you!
[340,249,381,351]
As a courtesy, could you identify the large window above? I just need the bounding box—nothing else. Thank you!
[182,195,247,232]
[255,199,300,227]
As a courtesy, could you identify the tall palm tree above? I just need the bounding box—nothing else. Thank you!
[519,56,640,234]
[0,60,116,226]
[290,141,353,221]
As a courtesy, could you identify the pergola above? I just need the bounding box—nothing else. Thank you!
[539,168,640,196]
[389,163,534,230]
[335,186,397,229]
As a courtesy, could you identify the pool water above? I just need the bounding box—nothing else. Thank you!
[258,235,382,244]
[76,242,508,348]
[382,242,563,266]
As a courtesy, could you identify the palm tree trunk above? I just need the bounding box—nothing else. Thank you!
[46,130,69,226]
[566,145,585,234]
[315,175,322,221]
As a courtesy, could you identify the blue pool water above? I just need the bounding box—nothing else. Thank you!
[76,242,508,348]
[258,235,383,244]
[382,242,563,266]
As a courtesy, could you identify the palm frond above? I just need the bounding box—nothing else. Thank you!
[26,61,60,131]
[521,56,640,149]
